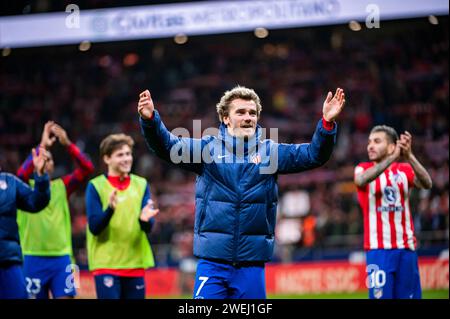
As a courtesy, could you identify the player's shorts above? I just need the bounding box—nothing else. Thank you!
[94,275,146,299]
[366,249,421,299]
[0,263,28,299]
[193,258,266,299]
[23,255,77,299]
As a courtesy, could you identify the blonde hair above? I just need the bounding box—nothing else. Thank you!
[99,133,134,157]
[216,86,262,122]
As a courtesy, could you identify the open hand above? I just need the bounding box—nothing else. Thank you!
[389,140,403,162]
[138,90,155,120]
[323,88,346,122]
[140,199,160,222]
[40,121,57,149]
[108,189,118,210]
[51,123,71,146]
[32,145,49,176]
[398,131,412,160]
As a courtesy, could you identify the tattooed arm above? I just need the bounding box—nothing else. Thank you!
[399,131,432,189]
[354,142,401,187]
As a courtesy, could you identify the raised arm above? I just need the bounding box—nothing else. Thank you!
[52,123,95,196]
[17,121,56,182]
[276,119,337,174]
[16,152,34,183]
[138,89,205,174]
[16,146,50,212]
[276,88,345,174]
[354,142,401,187]
[399,131,432,189]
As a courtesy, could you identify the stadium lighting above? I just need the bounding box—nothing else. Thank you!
[276,45,289,59]
[123,53,139,67]
[428,15,439,25]
[79,41,91,52]
[2,47,11,57]
[98,55,112,68]
[254,27,269,39]
[174,34,188,45]
[349,20,362,31]
[152,45,164,60]
[331,32,343,49]
[263,44,276,56]
[1,1,448,49]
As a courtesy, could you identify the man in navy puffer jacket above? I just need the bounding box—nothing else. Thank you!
[138,86,345,299]
[0,146,50,299]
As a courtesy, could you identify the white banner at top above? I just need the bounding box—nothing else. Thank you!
[0,0,448,48]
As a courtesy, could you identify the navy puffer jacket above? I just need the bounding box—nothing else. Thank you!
[140,110,336,262]
[0,172,50,264]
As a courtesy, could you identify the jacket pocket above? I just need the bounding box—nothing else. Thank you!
[196,182,212,233]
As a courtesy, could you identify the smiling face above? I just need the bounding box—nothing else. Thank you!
[367,131,396,163]
[223,98,258,138]
[103,144,133,177]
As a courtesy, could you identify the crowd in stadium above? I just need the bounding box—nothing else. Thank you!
[0,17,448,268]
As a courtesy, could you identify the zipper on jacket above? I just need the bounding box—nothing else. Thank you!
[196,180,212,234]
[265,179,274,236]
[232,167,243,263]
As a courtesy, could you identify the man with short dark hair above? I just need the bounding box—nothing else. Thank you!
[17,121,94,299]
[354,125,432,299]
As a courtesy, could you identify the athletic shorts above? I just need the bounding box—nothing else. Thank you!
[0,263,28,299]
[193,258,266,299]
[366,249,421,299]
[23,255,77,299]
[94,274,146,299]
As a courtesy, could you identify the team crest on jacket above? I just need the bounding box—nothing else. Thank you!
[250,153,261,164]
[0,180,7,190]
[103,276,114,288]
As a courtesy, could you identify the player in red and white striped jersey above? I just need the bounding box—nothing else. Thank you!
[354,125,432,299]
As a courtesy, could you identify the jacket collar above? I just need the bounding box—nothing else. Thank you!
[218,122,262,157]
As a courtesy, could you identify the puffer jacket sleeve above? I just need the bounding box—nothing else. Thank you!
[15,173,50,212]
[139,110,207,174]
[274,119,337,174]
